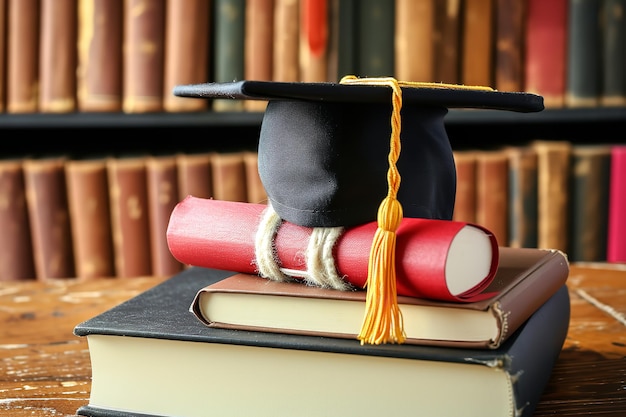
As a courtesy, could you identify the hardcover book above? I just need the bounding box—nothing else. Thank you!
[74,266,570,417]
[191,247,569,349]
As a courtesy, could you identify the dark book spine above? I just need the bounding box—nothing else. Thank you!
[601,0,626,106]
[566,0,602,107]
[358,0,394,77]
[506,146,538,249]
[495,0,526,92]
[569,145,611,262]
[213,0,245,111]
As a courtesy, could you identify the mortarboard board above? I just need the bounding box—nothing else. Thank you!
[173,77,544,344]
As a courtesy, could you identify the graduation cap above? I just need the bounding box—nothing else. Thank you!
[174,77,544,344]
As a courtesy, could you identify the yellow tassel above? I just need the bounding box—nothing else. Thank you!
[340,75,407,344]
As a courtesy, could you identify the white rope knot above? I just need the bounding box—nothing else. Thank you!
[254,204,351,290]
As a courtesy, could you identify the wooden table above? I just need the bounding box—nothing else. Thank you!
[1,264,625,416]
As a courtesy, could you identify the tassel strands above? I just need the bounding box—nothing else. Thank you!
[340,75,407,345]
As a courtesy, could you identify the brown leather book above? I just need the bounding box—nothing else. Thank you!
[210,152,247,202]
[163,0,210,112]
[452,149,477,223]
[107,156,152,278]
[433,0,461,84]
[475,149,509,247]
[7,0,39,113]
[242,151,267,204]
[65,158,115,280]
[23,157,75,280]
[494,0,525,92]
[146,155,183,277]
[533,140,572,253]
[395,0,434,82]
[273,0,300,82]
[244,0,273,111]
[77,0,123,112]
[123,0,165,113]
[39,0,78,113]
[461,0,494,87]
[176,152,213,200]
[0,159,36,281]
[0,0,6,112]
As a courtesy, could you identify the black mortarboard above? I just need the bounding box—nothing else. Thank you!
[173,77,544,345]
[174,78,543,228]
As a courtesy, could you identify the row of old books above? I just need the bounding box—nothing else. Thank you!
[1,0,624,114]
[0,150,266,282]
[453,141,626,264]
[74,192,572,416]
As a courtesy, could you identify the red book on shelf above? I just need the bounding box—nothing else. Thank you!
[607,145,626,263]
[167,196,500,302]
[524,0,568,108]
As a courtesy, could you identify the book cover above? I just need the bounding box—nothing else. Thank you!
[209,152,248,202]
[192,247,569,349]
[65,158,115,280]
[0,159,35,281]
[601,0,626,106]
[533,140,571,253]
[433,0,461,84]
[607,145,626,263]
[107,156,152,278]
[357,0,394,77]
[452,149,477,223]
[39,0,77,113]
[244,0,274,111]
[0,0,6,112]
[212,0,245,111]
[166,197,499,302]
[494,0,525,92]
[506,145,538,249]
[175,152,213,200]
[566,0,602,108]
[23,157,75,280]
[77,0,123,112]
[475,149,509,247]
[461,0,494,87]
[299,0,328,82]
[524,0,568,108]
[123,0,166,113]
[74,266,570,417]
[163,0,210,112]
[272,0,300,82]
[335,0,357,79]
[146,155,183,277]
[395,0,434,82]
[569,145,611,262]
[6,0,39,113]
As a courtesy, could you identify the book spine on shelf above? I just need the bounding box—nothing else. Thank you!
[7,0,39,113]
[607,145,626,262]
[23,157,75,279]
[123,0,166,113]
[146,155,184,277]
[395,0,434,83]
[163,0,211,112]
[77,0,124,112]
[65,158,116,279]
[0,159,36,281]
[213,0,245,111]
[107,156,152,278]
[461,0,494,87]
[39,0,78,113]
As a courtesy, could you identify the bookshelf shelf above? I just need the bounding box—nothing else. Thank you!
[0,107,623,154]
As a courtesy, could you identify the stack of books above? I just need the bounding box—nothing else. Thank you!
[74,197,570,417]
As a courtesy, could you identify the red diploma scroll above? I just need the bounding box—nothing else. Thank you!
[167,196,500,302]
